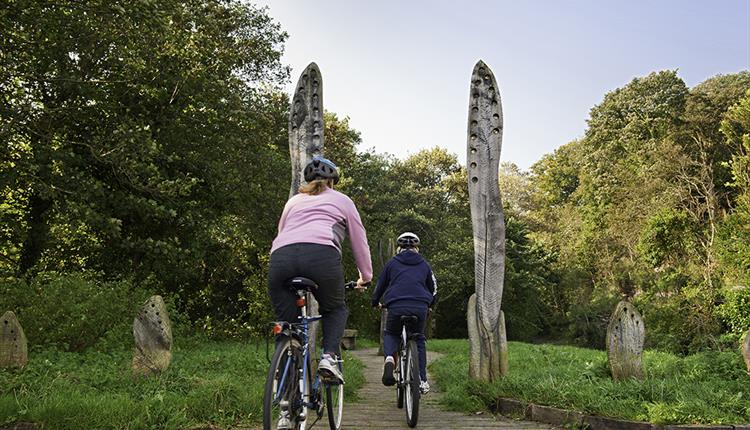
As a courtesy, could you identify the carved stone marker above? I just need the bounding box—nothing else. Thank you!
[289,62,325,362]
[466,60,508,381]
[132,295,172,375]
[606,300,645,380]
[742,330,750,372]
[0,311,28,368]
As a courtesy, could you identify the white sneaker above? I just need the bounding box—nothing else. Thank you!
[318,354,344,384]
[419,380,430,394]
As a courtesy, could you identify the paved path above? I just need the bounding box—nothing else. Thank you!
[342,348,556,430]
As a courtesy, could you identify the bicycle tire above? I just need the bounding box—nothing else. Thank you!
[263,336,302,430]
[396,352,404,409]
[325,380,344,430]
[404,339,420,428]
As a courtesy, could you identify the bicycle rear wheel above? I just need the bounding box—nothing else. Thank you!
[396,353,404,409]
[325,380,344,430]
[263,336,301,430]
[404,339,420,428]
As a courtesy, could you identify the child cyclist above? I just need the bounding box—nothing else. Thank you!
[371,232,437,394]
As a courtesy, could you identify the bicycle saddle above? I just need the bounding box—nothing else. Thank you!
[400,315,419,324]
[287,277,318,291]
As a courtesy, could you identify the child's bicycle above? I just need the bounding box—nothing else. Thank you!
[263,277,361,430]
[394,315,421,428]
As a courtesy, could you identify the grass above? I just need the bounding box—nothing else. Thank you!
[0,337,365,430]
[429,339,750,425]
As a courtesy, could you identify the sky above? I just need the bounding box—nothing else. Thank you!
[253,0,750,170]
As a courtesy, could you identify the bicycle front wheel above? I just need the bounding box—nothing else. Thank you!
[263,336,301,430]
[404,339,420,428]
[325,381,344,430]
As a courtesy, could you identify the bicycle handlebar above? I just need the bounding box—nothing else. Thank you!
[345,280,371,290]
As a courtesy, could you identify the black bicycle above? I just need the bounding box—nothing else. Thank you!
[263,278,360,430]
[394,315,421,428]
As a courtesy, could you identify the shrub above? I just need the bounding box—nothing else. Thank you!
[0,272,153,351]
[717,286,750,345]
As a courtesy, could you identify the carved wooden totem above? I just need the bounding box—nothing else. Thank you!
[466,60,508,380]
[0,311,28,368]
[606,300,645,380]
[289,62,325,198]
[377,238,395,355]
[132,295,173,375]
[288,63,325,360]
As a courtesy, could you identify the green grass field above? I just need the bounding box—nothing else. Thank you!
[0,338,364,430]
[429,339,750,425]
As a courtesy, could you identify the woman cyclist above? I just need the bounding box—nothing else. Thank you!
[268,156,372,384]
[371,232,437,394]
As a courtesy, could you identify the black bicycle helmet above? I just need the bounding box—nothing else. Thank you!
[397,232,420,248]
[304,156,340,184]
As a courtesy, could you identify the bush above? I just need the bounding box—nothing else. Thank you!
[717,286,750,345]
[0,272,153,351]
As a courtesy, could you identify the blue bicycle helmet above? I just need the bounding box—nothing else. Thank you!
[304,156,339,184]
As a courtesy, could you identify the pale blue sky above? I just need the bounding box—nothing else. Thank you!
[254,1,750,169]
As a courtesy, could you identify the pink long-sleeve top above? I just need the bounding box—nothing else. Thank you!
[271,187,373,282]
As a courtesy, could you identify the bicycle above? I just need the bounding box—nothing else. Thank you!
[263,277,361,430]
[394,315,421,428]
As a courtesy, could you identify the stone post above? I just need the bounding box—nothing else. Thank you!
[466,60,508,381]
[132,295,173,375]
[606,300,645,380]
[0,311,28,368]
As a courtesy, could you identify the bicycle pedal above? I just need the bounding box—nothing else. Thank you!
[276,416,292,430]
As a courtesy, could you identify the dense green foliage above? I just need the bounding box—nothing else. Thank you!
[1,0,748,357]
[1,0,290,339]
[0,339,364,429]
[430,339,750,425]
[525,72,750,352]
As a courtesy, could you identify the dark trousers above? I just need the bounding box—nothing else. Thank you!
[383,306,428,381]
[268,243,347,355]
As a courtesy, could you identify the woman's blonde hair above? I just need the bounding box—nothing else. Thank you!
[299,178,334,195]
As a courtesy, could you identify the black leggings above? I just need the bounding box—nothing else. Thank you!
[268,243,347,355]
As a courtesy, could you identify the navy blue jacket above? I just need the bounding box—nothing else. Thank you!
[371,250,437,309]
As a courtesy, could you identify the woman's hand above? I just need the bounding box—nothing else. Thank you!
[354,278,370,293]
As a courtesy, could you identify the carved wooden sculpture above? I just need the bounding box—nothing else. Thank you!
[289,63,325,361]
[289,62,325,198]
[132,295,173,375]
[606,300,645,380]
[377,238,395,355]
[466,60,508,380]
[0,311,28,368]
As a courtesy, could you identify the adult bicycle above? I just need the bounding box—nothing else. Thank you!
[263,277,361,430]
[394,315,421,428]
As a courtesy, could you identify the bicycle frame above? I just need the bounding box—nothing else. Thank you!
[273,289,323,427]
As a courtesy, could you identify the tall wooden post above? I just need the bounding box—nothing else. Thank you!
[466,60,508,381]
[289,63,325,360]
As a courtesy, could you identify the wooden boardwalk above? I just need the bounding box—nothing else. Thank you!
[246,347,556,430]
[342,348,556,430]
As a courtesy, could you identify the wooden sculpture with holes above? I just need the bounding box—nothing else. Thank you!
[132,295,173,375]
[606,300,645,380]
[466,60,509,381]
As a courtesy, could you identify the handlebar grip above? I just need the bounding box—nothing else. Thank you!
[345,281,371,290]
